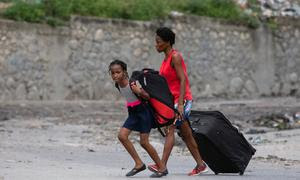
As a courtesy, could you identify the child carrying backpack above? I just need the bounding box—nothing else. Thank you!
[109,59,167,178]
[130,68,177,136]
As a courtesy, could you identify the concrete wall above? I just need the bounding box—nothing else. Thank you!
[0,15,299,101]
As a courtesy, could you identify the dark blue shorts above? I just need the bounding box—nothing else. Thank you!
[122,103,156,133]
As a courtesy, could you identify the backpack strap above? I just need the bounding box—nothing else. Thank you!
[157,127,166,137]
[115,83,120,92]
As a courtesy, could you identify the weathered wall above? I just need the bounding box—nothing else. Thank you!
[0,15,299,101]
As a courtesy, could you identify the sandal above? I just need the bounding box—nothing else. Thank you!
[148,164,168,174]
[149,169,168,178]
[126,164,146,177]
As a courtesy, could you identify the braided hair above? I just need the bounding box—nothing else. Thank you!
[108,59,129,89]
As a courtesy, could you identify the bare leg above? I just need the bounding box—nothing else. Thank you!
[140,133,166,172]
[179,121,204,166]
[118,127,144,168]
[161,125,175,166]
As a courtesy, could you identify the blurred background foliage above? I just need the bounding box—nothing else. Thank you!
[0,0,260,28]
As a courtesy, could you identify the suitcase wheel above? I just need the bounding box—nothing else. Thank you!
[239,172,244,175]
[214,172,219,175]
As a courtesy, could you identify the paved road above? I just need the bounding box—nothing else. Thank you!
[1,145,299,180]
[1,116,299,180]
[1,141,299,180]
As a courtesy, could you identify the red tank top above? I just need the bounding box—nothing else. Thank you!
[159,49,192,103]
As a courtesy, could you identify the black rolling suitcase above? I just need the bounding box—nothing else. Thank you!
[189,110,256,175]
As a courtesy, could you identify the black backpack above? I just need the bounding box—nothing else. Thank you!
[129,69,177,136]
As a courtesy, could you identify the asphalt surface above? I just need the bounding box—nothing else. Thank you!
[0,99,300,180]
[0,118,299,180]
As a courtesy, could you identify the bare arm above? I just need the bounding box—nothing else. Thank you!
[130,82,150,100]
[171,53,185,115]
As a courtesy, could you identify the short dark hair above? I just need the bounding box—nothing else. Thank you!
[109,59,127,72]
[156,27,175,46]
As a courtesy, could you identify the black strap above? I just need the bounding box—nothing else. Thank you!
[115,83,120,91]
[157,127,166,137]
[146,104,165,137]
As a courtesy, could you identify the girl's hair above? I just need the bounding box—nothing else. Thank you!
[109,59,127,72]
[108,59,129,91]
[108,59,128,78]
[156,27,175,46]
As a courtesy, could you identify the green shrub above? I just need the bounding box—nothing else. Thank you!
[43,0,72,21]
[1,0,261,28]
[72,0,130,19]
[248,0,261,14]
[178,0,260,28]
[266,18,278,30]
[70,0,169,20]
[182,0,240,19]
[126,0,169,20]
[3,1,44,22]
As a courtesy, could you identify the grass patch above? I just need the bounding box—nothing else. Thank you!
[3,1,44,23]
[71,0,169,21]
[172,0,260,28]
[266,18,278,30]
[0,0,260,28]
